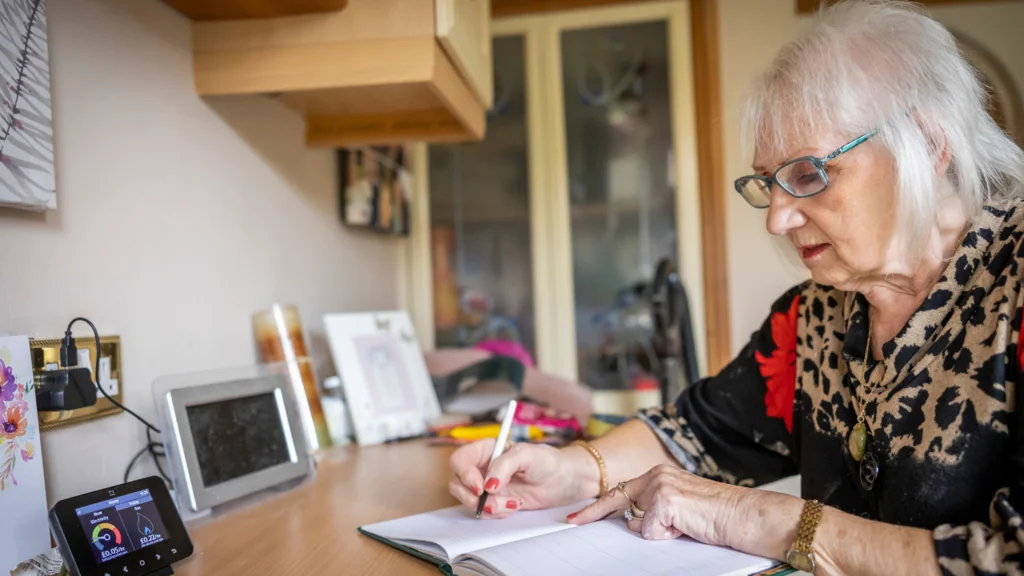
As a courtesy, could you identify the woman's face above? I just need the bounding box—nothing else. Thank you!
[754,133,900,288]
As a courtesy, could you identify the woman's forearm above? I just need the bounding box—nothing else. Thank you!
[726,488,940,575]
[562,419,677,498]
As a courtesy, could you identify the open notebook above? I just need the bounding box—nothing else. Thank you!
[359,501,791,576]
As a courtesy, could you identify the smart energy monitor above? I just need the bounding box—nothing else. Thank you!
[49,476,193,576]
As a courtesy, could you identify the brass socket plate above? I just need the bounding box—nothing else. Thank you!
[31,336,123,431]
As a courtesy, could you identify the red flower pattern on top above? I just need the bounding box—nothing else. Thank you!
[1018,311,1024,373]
[754,295,800,433]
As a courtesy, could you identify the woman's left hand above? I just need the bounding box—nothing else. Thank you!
[566,464,745,547]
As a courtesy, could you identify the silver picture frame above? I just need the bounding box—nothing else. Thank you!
[164,374,310,512]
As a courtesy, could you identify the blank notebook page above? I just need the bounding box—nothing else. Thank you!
[461,519,776,576]
[363,501,589,560]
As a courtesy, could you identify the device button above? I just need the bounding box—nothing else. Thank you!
[122,567,129,574]
[171,548,177,555]
[139,559,146,567]
[155,553,161,560]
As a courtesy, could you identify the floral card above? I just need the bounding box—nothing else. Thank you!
[0,336,49,572]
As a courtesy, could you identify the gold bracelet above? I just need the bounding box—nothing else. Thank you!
[571,439,608,497]
[786,499,824,572]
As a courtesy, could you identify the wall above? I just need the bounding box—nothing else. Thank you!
[719,0,1024,353]
[0,0,401,502]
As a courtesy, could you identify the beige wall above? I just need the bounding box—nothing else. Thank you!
[0,0,401,502]
[719,0,1024,354]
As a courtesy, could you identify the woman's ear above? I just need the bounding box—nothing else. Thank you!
[911,109,953,176]
[931,132,953,177]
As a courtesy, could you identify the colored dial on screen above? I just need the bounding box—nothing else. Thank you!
[91,523,122,550]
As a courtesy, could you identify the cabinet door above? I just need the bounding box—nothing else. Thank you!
[429,36,534,356]
[560,20,679,390]
[436,0,494,107]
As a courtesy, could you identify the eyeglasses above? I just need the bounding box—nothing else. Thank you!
[734,131,876,209]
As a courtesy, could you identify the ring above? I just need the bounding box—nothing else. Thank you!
[630,502,646,519]
[614,482,633,503]
[624,506,634,521]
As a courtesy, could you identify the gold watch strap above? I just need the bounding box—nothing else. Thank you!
[571,440,609,497]
[787,499,824,572]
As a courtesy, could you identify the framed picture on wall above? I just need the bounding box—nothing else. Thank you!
[337,145,412,236]
[0,0,55,211]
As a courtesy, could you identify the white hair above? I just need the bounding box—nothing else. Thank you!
[741,0,1024,248]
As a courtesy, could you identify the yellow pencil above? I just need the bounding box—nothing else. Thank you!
[446,423,543,441]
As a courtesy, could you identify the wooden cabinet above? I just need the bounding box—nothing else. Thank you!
[436,0,494,108]
[176,0,492,146]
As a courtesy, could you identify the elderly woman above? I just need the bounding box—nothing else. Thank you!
[448,1,1024,574]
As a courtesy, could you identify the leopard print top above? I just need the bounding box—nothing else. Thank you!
[639,198,1024,575]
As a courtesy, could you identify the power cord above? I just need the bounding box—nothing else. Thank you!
[61,317,160,434]
[147,427,171,485]
[123,433,171,485]
[123,443,163,483]
[61,317,171,486]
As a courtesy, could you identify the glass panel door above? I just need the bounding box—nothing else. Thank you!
[429,36,536,358]
[561,21,678,390]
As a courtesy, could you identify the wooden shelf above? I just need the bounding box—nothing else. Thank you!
[190,0,488,146]
[165,0,349,21]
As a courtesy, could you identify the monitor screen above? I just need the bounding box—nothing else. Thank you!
[185,392,292,487]
[75,489,169,564]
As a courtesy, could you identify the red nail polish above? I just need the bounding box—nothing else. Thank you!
[471,485,481,496]
[567,512,578,520]
[505,500,517,510]
[485,478,500,492]
[484,506,493,514]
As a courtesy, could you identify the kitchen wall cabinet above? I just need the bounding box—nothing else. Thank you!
[171,0,493,146]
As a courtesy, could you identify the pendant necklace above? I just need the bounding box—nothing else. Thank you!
[849,313,881,491]
[848,317,871,463]
[847,226,969,491]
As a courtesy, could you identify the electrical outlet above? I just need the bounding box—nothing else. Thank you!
[98,356,118,396]
[30,335,123,431]
[72,349,118,396]
[77,349,92,373]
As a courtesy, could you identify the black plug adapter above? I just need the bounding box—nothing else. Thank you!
[36,368,97,411]
[60,331,78,367]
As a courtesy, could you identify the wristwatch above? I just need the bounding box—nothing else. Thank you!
[786,499,824,572]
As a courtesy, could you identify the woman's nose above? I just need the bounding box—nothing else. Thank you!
[765,187,807,236]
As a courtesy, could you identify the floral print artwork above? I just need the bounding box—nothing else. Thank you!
[0,357,35,490]
[0,336,48,570]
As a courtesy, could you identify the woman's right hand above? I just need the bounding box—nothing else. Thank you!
[448,439,595,518]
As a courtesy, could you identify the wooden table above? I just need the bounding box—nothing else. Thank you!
[175,441,457,575]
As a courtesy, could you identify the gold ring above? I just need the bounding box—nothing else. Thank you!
[614,481,632,503]
[630,502,646,519]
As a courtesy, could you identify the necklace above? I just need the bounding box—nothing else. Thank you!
[849,315,881,491]
[847,318,871,463]
[846,225,971,489]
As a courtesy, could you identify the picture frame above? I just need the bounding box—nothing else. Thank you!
[0,0,56,211]
[323,311,441,446]
[0,335,49,571]
[337,145,413,236]
[158,369,311,513]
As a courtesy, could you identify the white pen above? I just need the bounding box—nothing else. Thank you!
[476,399,518,519]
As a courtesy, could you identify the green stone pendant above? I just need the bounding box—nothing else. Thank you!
[848,422,868,462]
